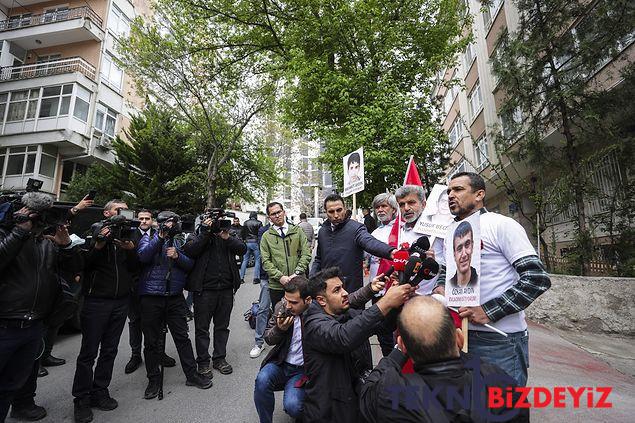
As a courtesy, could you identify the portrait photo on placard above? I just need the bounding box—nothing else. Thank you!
[445,212,481,307]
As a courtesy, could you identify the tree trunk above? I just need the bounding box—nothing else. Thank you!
[206,160,218,209]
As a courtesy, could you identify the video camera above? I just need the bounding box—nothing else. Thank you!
[199,208,235,233]
[0,178,69,234]
[157,211,182,239]
[96,209,140,242]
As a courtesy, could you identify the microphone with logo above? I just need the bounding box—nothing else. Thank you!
[404,236,440,287]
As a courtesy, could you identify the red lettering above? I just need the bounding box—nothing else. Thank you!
[567,387,585,408]
[514,387,531,409]
[595,387,613,408]
[488,387,504,408]
[533,387,552,408]
[552,387,566,408]
[505,387,513,408]
[587,387,594,408]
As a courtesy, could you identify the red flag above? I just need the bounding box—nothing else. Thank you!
[404,156,423,186]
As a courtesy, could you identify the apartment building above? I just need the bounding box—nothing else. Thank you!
[436,0,633,261]
[0,0,150,198]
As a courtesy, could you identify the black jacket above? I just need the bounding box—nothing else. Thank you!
[301,284,381,423]
[360,349,529,423]
[311,218,393,292]
[260,298,300,369]
[82,222,138,299]
[0,225,82,321]
[183,227,247,292]
[242,217,262,243]
[363,214,377,233]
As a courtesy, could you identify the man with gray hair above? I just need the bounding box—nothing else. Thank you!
[366,193,398,282]
[395,185,444,296]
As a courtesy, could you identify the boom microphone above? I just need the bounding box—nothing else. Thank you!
[21,192,53,212]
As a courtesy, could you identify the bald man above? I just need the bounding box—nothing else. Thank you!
[360,297,528,422]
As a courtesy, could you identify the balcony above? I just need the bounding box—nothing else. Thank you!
[0,57,96,82]
[0,6,103,49]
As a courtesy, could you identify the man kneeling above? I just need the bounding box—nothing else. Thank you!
[254,276,311,423]
[360,296,528,422]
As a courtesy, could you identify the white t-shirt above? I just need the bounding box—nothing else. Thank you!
[285,317,303,366]
[444,211,536,333]
[401,221,445,296]
[368,220,395,281]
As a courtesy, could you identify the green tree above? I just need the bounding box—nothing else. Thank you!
[66,106,204,214]
[490,0,635,274]
[169,0,468,203]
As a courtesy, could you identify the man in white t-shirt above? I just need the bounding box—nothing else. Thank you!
[395,185,444,295]
[367,193,399,281]
[433,172,551,386]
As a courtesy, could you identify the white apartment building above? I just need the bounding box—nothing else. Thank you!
[437,0,633,259]
[0,0,150,198]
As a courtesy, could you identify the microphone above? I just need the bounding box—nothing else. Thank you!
[409,236,431,256]
[392,248,410,271]
[400,255,422,286]
[21,192,53,212]
[382,265,395,281]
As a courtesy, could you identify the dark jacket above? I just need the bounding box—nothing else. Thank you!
[130,228,156,293]
[301,284,381,423]
[137,233,194,296]
[242,215,263,243]
[82,222,138,299]
[360,349,529,423]
[260,299,300,369]
[363,214,377,233]
[0,225,82,321]
[183,226,247,292]
[311,218,393,292]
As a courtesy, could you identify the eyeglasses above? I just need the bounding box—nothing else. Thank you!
[269,210,284,217]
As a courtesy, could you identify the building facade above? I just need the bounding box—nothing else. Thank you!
[0,0,150,198]
[436,0,633,266]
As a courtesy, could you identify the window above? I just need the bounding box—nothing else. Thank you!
[38,145,57,179]
[94,105,117,138]
[500,106,523,139]
[108,5,131,38]
[468,83,483,121]
[483,0,504,28]
[73,85,91,122]
[38,84,73,118]
[443,85,458,114]
[101,55,124,91]
[463,42,476,70]
[475,136,490,170]
[5,146,37,176]
[0,93,7,122]
[448,160,467,181]
[6,90,38,122]
[0,148,5,176]
[448,117,464,147]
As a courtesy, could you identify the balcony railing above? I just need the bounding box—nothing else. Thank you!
[0,57,96,81]
[0,6,103,32]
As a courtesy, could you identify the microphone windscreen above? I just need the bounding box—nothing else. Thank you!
[401,255,422,285]
[392,248,410,271]
[419,257,440,280]
[109,215,127,224]
[409,235,430,255]
[21,192,53,212]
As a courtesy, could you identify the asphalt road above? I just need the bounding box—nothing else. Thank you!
[7,268,292,423]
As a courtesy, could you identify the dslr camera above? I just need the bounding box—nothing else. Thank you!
[96,209,140,242]
[199,208,235,233]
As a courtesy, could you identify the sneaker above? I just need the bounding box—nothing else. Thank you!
[186,373,213,389]
[73,401,93,423]
[161,353,176,368]
[125,355,142,374]
[90,395,118,411]
[42,355,66,367]
[197,365,213,377]
[212,358,233,374]
[249,344,265,359]
[144,379,161,400]
[10,403,47,421]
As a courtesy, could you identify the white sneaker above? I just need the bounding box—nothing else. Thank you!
[249,344,265,358]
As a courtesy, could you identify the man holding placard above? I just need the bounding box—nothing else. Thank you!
[436,172,551,387]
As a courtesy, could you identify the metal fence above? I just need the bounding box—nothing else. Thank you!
[0,6,103,32]
[0,57,96,81]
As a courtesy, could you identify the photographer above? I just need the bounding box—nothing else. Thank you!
[183,212,247,377]
[0,193,81,422]
[137,212,212,399]
[71,200,137,423]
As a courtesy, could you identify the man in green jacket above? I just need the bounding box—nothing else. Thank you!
[260,202,312,312]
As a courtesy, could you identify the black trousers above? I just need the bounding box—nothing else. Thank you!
[193,289,234,366]
[0,321,44,421]
[140,295,197,381]
[72,296,128,402]
[128,293,143,357]
[269,288,285,310]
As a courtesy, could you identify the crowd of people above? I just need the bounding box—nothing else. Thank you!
[0,171,550,423]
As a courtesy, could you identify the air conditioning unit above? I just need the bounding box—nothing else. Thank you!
[96,134,112,150]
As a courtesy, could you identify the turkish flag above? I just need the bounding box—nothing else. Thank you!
[404,156,423,186]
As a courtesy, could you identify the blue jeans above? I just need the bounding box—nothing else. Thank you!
[255,279,271,347]
[240,242,261,281]
[254,362,305,423]
[468,329,529,386]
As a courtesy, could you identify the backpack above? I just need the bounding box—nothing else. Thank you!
[243,301,259,329]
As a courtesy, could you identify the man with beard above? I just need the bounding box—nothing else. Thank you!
[366,193,398,282]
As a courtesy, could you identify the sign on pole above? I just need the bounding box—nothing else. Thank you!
[342,147,364,197]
